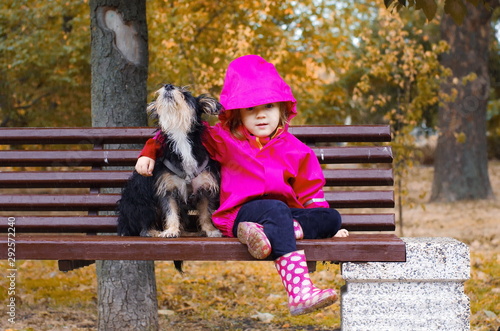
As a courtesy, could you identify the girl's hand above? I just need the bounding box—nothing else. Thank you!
[333,229,349,238]
[136,156,155,176]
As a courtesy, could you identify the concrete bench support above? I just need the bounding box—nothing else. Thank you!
[340,237,470,330]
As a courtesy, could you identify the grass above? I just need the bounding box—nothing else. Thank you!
[0,260,342,330]
[466,252,500,331]
[0,252,498,330]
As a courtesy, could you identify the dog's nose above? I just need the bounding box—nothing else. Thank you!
[164,84,174,91]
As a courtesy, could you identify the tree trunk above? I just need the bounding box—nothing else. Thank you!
[89,1,157,330]
[430,1,497,202]
[90,0,148,127]
[96,261,158,330]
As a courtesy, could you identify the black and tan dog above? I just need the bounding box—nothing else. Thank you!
[117,84,222,239]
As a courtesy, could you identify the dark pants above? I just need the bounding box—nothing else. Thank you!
[232,199,342,259]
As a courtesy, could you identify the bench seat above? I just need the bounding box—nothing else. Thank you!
[9,233,405,262]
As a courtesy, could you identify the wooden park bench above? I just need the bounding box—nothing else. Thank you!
[0,125,405,272]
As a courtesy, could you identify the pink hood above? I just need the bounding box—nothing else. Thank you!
[219,55,297,124]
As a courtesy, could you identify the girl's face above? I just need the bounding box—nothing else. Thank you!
[240,103,281,138]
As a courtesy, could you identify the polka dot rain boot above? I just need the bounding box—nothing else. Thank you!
[237,222,272,259]
[293,219,304,240]
[274,250,337,316]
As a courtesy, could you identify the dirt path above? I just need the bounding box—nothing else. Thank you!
[402,160,500,255]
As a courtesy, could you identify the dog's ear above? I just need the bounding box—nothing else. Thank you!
[146,101,159,122]
[197,95,222,115]
[146,87,165,122]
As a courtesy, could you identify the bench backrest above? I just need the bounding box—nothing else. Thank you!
[0,126,394,234]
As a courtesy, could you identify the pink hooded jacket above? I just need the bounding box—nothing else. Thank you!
[140,55,329,237]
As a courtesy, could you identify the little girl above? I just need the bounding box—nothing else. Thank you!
[136,55,348,316]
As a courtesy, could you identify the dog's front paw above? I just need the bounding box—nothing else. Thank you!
[205,229,223,237]
[158,229,181,238]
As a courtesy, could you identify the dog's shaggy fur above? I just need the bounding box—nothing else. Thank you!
[117,84,222,241]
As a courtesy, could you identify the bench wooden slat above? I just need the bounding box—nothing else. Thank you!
[0,171,131,188]
[0,127,157,145]
[0,146,392,167]
[289,125,391,143]
[0,214,395,233]
[0,168,393,188]
[0,125,390,145]
[0,216,118,233]
[324,191,394,208]
[0,194,118,211]
[315,146,393,164]
[324,169,393,186]
[0,150,138,167]
[0,233,405,262]
[343,213,395,231]
[0,191,394,211]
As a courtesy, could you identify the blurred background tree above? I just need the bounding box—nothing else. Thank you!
[0,1,91,127]
[431,1,497,201]
[385,0,499,201]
